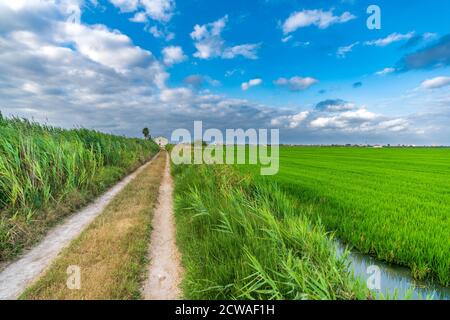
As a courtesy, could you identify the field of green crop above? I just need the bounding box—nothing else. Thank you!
[258,147,450,286]
[0,114,159,261]
[173,163,368,299]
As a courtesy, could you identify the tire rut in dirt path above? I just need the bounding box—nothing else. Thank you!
[142,152,183,300]
[0,154,159,300]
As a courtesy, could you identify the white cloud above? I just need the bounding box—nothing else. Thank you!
[0,0,172,132]
[419,76,450,90]
[160,87,193,102]
[109,0,176,39]
[309,108,405,133]
[130,11,147,23]
[336,42,358,58]
[310,109,376,129]
[271,111,310,128]
[22,81,42,94]
[140,0,175,23]
[365,32,415,47]
[0,0,440,144]
[274,76,318,91]
[376,119,409,132]
[147,25,174,41]
[270,100,411,135]
[58,23,155,73]
[375,67,396,76]
[162,45,187,65]
[190,16,260,60]
[109,0,175,23]
[222,43,261,60]
[190,16,226,59]
[241,78,262,91]
[109,0,139,12]
[282,9,356,34]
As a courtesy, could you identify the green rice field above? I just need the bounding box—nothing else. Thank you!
[257,147,450,286]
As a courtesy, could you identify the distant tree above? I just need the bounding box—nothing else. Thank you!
[192,139,208,147]
[142,127,150,140]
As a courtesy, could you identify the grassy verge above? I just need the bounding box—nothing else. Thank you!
[173,163,368,299]
[0,115,159,262]
[20,152,165,300]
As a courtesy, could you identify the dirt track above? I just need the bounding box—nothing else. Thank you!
[142,153,183,300]
[0,155,159,300]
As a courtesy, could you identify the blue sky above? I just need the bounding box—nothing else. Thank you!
[1,0,450,144]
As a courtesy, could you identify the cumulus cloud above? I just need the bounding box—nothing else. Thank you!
[310,108,377,129]
[109,0,175,23]
[308,107,409,133]
[108,0,176,40]
[271,111,309,129]
[241,78,262,91]
[365,32,415,47]
[0,0,171,134]
[222,43,261,59]
[140,0,175,22]
[159,87,193,102]
[162,45,187,65]
[58,23,156,73]
[398,34,450,71]
[419,76,450,90]
[0,1,444,145]
[129,11,147,23]
[274,76,318,91]
[270,98,411,137]
[282,9,355,34]
[146,25,175,41]
[190,15,260,59]
[109,0,139,13]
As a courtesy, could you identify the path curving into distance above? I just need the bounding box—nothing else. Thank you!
[0,153,159,300]
[142,153,183,300]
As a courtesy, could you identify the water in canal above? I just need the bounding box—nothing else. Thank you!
[336,243,450,300]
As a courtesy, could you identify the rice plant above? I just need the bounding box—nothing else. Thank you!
[244,146,450,286]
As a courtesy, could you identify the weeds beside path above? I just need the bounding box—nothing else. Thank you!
[173,163,368,300]
[20,153,165,300]
[0,117,159,263]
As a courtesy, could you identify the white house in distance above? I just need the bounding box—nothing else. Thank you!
[154,136,169,149]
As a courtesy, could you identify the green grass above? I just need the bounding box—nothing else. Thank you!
[0,114,159,262]
[251,146,450,286]
[173,162,368,299]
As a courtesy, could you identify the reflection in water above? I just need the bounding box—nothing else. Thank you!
[335,243,450,300]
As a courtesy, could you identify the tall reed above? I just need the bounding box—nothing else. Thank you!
[173,163,368,299]
[0,115,159,261]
